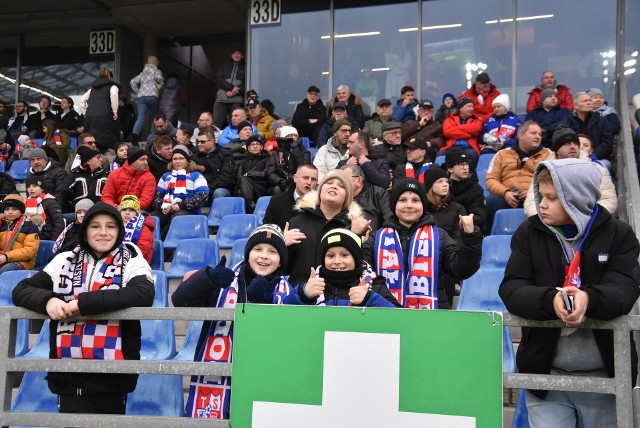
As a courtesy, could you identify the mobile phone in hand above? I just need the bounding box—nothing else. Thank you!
[561,289,574,313]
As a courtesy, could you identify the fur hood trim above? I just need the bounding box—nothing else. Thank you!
[294,190,365,221]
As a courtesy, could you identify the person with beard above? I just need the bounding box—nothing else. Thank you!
[285,228,400,307]
[525,88,571,148]
[401,99,444,161]
[235,135,287,212]
[172,224,291,419]
[27,149,68,203]
[292,85,327,143]
[191,127,235,202]
[367,178,481,310]
[445,148,487,230]
[336,131,390,189]
[7,100,29,141]
[12,202,154,415]
[24,95,56,139]
[79,68,121,153]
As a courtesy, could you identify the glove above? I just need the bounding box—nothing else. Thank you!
[206,256,235,288]
[247,275,280,303]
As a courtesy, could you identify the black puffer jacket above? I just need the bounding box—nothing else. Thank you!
[426,197,466,241]
[449,175,487,229]
[499,209,640,398]
[192,145,235,192]
[64,165,108,205]
[353,183,393,232]
[561,112,614,160]
[235,151,286,190]
[28,161,68,202]
[372,142,406,173]
[366,213,482,309]
[292,98,327,142]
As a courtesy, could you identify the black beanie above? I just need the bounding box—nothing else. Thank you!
[390,178,428,215]
[77,146,101,166]
[318,228,363,268]
[25,175,44,189]
[2,194,25,214]
[244,224,288,267]
[127,146,146,165]
[445,147,470,168]
[423,167,449,193]
[552,128,579,153]
[236,120,253,132]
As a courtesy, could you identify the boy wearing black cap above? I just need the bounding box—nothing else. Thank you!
[0,194,40,274]
[64,145,108,208]
[25,175,65,240]
[446,147,487,229]
[392,136,433,186]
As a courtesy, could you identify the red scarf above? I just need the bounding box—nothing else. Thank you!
[25,194,46,222]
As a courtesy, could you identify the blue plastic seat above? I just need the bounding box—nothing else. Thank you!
[227,237,249,268]
[163,215,208,249]
[33,138,45,147]
[0,161,4,172]
[480,235,513,269]
[491,208,527,236]
[172,319,204,361]
[309,147,318,162]
[434,155,446,166]
[301,137,311,149]
[477,152,495,172]
[8,160,30,181]
[150,239,164,271]
[20,319,50,359]
[126,374,185,416]
[151,270,168,307]
[11,371,57,412]
[166,238,219,279]
[151,215,161,241]
[70,136,78,149]
[457,268,516,373]
[512,390,530,427]
[35,239,55,269]
[140,319,176,360]
[0,270,37,357]
[254,196,271,225]
[477,168,488,191]
[216,214,258,249]
[207,196,246,228]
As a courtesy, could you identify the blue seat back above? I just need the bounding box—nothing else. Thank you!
[163,215,208,249]
[480,235,513,269]
[11,371,57,412]
[151,270,168,307]
[207,196,245,228]
[0,270,37,357]
[309,147,318,162]
[172,320,205,361]
[150,239,164,271]
[434,155,446,167]
[477,152,495,172]
[227,237,249,268]
[9,160,30,181]
[20,319,50,359]
[254,196,271,225]
[166,238,219,279]
[35,239,55,269]
[216,214,258,249]
[70,136,78,149]
[512,390,531,427]
[477,168,488,191]
[140,319,176,360]
[126,374,185,416]
[301,137,311,149]
[0,162,4,172]
[491,208,527,235]
[151,215,161,241]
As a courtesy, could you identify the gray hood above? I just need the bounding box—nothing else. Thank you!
[533,158,601,239]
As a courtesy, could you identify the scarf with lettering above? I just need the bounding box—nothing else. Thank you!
[54,244,130,360]
[161,169,187,210]
[374,225,440,309]
[123,214,146,245]
[186,263,291,419]
[405,161,432,184]
[25,194,46,223]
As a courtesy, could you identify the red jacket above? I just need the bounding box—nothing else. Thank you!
[441,112,484,155]
[526,84,574,112]
[459,84,500,122]
[101,162,156,211]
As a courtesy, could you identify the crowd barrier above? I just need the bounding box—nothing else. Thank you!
[0,307,637,427]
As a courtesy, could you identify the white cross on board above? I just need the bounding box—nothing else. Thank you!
[252,331,476,427]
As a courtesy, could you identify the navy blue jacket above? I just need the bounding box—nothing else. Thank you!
[561,112,614,160]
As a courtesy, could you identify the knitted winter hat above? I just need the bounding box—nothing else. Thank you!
[17,135,31,145]
[492,94,510,111]
[442,92,456,104]
[272,119,287,133]
[29,148,48,161]
[457,97,474,110]
[119,194,141,213]
[279,126,298,138]
[540,88,556,104]
[333,118,351,134]
[423,167,449,193]
[318,169,353,211]
[552,128,579,153]
[586,88,604,98]
[445,147,470,168]
[2,194,25,214]
[127,146,146,165]
[77,146,101,165]
[172,145,191,162]
[25,175,44,189]
[244,224,288,267]
[390,178,428,215]
[245,135,263,147]
[318,228,363,268]
[236,120,253,132]
[75,198,94,213]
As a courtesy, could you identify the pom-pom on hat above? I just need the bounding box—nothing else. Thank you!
[244,224,288,267]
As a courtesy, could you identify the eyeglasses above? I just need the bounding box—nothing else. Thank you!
[196,139,211,144]
[455,162,470,168]
[249,142,263,147]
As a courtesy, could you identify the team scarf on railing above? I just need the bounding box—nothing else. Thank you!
[561,205,600,289]
[374,225,439,309]
[161,169,187,210]
[186,263,291,419]
[25,194,46,223]
[123,214,146,245]
[1,216,26,257]
[404,161,432,184]
[54,244,129,360]
[52,223,73,253]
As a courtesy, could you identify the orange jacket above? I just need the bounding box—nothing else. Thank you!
[485,146,551,197]
[0,217,39,269]
[441,112,484,154]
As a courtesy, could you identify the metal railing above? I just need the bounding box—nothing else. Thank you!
[0,307,638,427]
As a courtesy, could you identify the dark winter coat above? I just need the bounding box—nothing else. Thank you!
[235,151,286,190]
[28,161,69,202]
[336,151,390,189]
[55,110,80,133]
[146,146,172,181]
[402,119,445,150]
[262,186,297,230]
[117,102,136,137]
[450,175,487,229]
[192,145,235,193]
[561,112,614,160]
[426,198,466,241]
[353,183,393,233]
[64,165,108,205]
[371,142,407,172]
[292,99,327,142]
[26,196,65,241]
[0,172,17,199]
[499,209,640,397]
[327,94,366,128]
[525,106,571,148]
[85,77,120,151]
